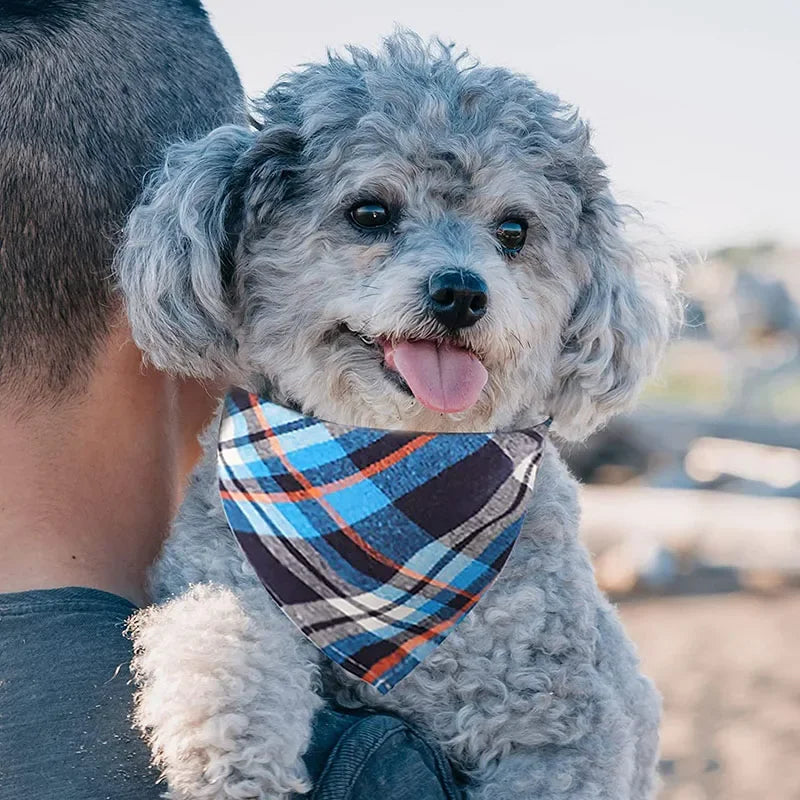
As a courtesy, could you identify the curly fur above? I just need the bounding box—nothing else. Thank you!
[119,32,677,799]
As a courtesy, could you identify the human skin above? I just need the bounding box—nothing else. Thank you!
[0,314,219,607]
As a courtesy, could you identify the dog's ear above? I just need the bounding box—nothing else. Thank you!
[548,192,680,440]
[116,120,304,377]
[115,125,256,378]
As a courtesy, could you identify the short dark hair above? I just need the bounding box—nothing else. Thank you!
[0,0,244,400]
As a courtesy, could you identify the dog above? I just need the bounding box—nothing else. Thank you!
[116,33,679,800]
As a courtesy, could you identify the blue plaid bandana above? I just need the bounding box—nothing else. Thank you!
[217,388,549,693]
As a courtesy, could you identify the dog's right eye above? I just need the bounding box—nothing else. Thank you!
[349,202,390,229]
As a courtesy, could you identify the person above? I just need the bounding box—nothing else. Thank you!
[0,2,463,798]
[0,2,244,796]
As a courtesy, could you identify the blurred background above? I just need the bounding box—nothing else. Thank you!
[205,3,800,797]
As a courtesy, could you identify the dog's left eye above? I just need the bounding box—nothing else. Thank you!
[349,202,390,229]
[495,219,527,254]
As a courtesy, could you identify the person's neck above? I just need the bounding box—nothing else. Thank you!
[0,327,210,607]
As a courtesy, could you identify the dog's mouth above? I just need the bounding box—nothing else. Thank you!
[339,324,488,413]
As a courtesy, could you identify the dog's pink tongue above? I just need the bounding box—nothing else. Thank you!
[386,340,488,413]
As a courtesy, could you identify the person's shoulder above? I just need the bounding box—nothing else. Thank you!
[0,587,161,800]
[0,586,135,617]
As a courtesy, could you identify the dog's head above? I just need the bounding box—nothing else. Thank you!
[117,33,679,438]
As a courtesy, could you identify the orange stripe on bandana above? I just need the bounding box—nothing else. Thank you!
[250,397,479,602]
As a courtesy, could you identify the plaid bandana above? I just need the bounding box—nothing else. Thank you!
[217,388,549,693]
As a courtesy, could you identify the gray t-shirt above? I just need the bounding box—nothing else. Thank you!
[0,587,464,799]
[0,587,160,799]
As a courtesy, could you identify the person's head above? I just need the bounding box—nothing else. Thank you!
[0,0,245,410]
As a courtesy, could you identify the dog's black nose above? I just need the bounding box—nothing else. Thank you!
[427,270,488,331]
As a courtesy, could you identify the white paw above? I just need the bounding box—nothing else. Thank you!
[129,584,322,799]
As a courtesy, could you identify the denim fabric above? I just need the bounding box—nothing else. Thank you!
[0,587,464,800]
[302,707,466,800]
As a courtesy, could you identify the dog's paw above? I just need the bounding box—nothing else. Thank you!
[128,584,322,799]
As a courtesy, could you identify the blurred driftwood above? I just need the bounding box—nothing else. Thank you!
[627,410,800,451]
[580,485,800,595]
[564,410,800,497]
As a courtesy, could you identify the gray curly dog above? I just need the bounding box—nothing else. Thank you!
[116,32,679,800]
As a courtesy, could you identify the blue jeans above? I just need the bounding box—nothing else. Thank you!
[0,588,464,800]
[302,706,465,800]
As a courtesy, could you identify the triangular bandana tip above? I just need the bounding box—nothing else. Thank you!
[217,388,548,693]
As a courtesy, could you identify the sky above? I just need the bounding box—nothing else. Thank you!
[204,0,799,252]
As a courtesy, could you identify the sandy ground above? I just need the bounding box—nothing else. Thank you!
[618,591,800,800]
